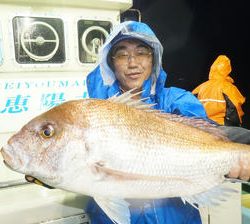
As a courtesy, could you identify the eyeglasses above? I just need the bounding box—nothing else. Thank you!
[112,48,153,63]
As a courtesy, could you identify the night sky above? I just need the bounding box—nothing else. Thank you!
[132,0,250,129]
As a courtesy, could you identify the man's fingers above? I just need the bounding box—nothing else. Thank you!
[228,153,250,181]
[238,155,250,181]
[228,164,241,178]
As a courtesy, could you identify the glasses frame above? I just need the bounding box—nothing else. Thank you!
[111,48,153,63]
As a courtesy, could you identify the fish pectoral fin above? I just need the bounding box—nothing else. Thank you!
[92,162,191,184]
[93,162,192,182]
[93,163,146,180]
[94,196,130,224]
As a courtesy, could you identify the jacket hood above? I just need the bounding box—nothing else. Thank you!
[98,21,164,95]
[209,55,233,82]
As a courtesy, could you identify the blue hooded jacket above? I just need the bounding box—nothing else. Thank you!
[86,21,207,224]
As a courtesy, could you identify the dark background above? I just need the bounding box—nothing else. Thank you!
[131,0,250,129]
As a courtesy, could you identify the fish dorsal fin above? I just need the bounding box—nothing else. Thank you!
[109,89,228,141]
[94,196,130,224]
[109,89,156,111]
[158,113,230,141]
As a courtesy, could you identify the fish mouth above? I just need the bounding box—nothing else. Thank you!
[25,175,55,189]
[1,148,19,172]
[1,147,12,164]
[3,160,17,171]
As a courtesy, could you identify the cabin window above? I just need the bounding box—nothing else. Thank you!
[12,16,65,64]
[77,20,111,63]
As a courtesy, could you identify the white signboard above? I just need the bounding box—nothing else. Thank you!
[0,76,88,133]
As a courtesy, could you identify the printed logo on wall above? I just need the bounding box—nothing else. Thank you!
[0,77,88,132]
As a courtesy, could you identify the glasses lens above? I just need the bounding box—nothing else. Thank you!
[114,51,129,62]
[134,49,152,60]
[112,47,152,63]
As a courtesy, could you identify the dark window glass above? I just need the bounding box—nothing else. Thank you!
[78,20,111,63]
[12,17,65,64]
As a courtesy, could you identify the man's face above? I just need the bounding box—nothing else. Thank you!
[111,39,153,92]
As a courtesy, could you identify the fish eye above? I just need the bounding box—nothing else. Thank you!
[40,124,55,138]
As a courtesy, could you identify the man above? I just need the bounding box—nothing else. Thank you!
[86,21,250,223]
[192,55,245,126]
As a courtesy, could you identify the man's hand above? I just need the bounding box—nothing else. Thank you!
[228,153,250,181]
[217,126,250,181]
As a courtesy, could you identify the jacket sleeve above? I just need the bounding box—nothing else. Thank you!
[159,87,208,119]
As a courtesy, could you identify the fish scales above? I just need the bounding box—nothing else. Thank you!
[1,96,250,224]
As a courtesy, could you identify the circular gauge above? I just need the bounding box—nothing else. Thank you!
[81,26,109,58]
[20,21,59,61]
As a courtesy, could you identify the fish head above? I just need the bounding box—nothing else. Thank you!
[1,100,91,188]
